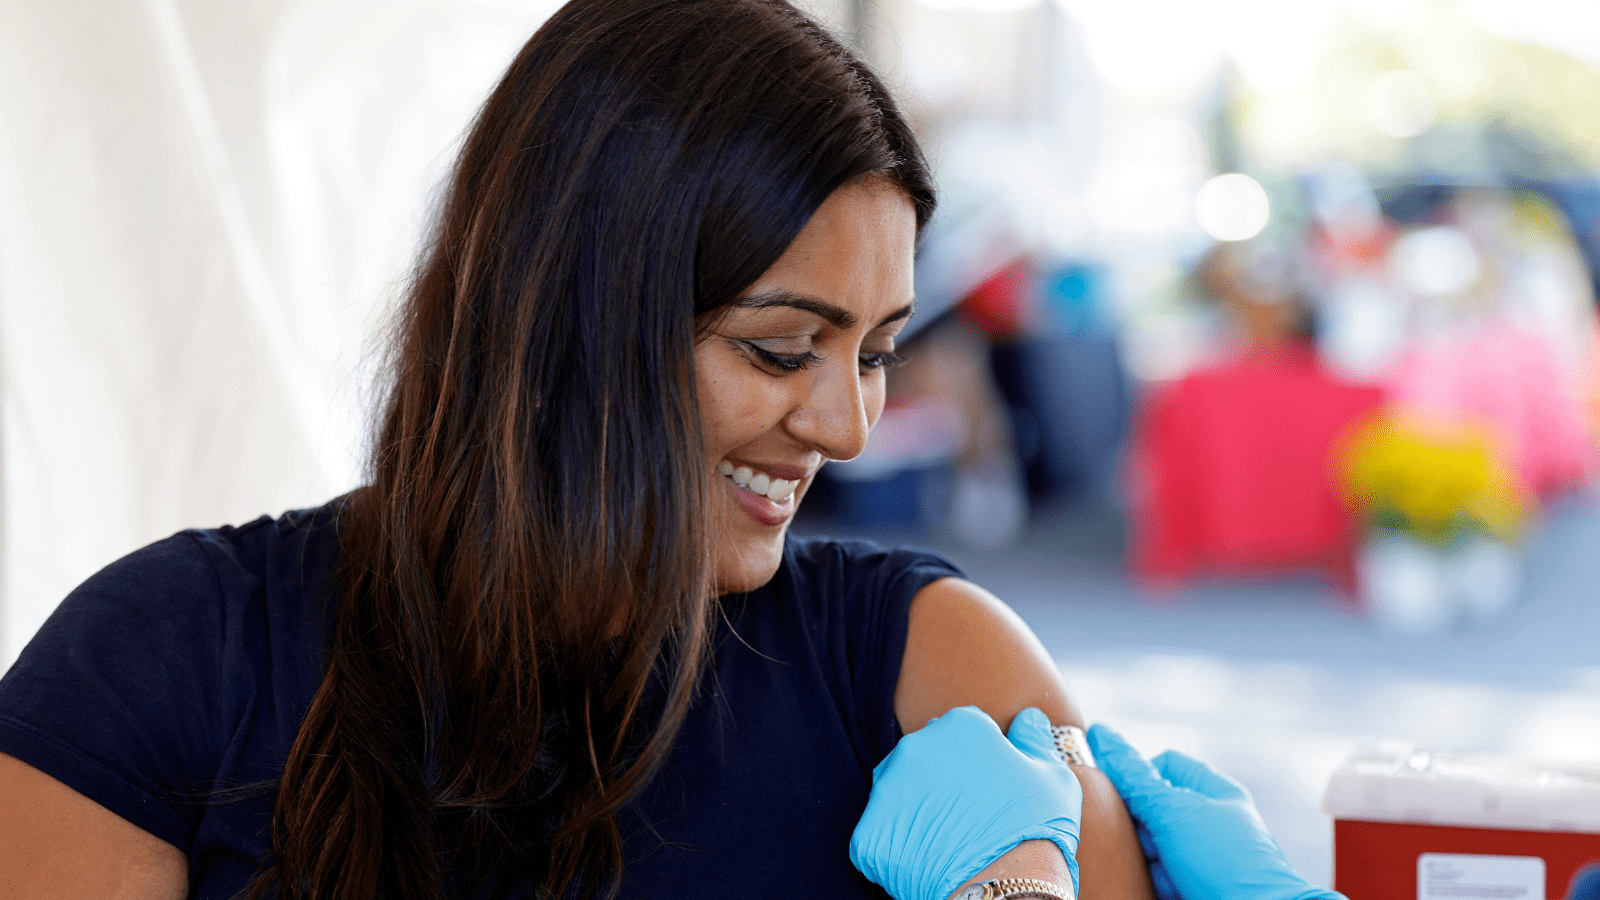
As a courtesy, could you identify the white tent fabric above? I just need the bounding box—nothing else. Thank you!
[0,0,566,666]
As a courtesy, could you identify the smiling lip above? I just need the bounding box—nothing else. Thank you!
[723,475,797,527]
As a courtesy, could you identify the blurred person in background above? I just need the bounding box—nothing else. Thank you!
[1194,241,1315,352]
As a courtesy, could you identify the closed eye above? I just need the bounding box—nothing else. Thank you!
[742,341,822,373]
[860,351,908,371]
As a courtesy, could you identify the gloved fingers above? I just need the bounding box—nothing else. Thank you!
[876,705,997,781]
[1007,709,1085,859]
[1150,749,1252,804]
[871,740,905,782]
[1005,707,1058,763]
[1085,723,1171,809]
[1147,859,1180,900]
[1130,819,1181,900]
[1133,820,1158,866]
[856,705,1094,900]
[929,705,1003,740]
[1058,839,1082,896]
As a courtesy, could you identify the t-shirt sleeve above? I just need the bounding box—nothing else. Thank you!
[789,538,964,772]
[0,532,235,853]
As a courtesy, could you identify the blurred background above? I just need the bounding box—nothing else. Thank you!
[4,0,1600,885]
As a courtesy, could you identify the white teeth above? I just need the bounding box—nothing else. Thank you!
[718,460,801,503]
[768,479,797,502]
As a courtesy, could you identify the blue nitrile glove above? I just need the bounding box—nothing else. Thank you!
[1086,724,1346,900]
[850,706,1082,900]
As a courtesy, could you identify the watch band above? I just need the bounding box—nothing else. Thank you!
[981,877,1074,899]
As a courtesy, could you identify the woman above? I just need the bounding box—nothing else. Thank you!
[0,0,1153,897]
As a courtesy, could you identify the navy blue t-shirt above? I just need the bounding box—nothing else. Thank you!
[0,501,962,899]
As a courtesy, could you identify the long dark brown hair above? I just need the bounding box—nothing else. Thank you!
[251,1,933,898]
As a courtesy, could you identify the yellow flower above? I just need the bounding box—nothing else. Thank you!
[1336,413,1530,543]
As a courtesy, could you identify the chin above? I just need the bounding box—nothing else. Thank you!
[713,528,789,595]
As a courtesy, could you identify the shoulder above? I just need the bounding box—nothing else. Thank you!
[895,576,1085,734]
[31,498,343,652]
[68,498,339,594]
[731,535,963,763]
[778,534,964,604]
[182,497,345,591]
[769,534,965,650]
[3,493,346,714]
[0,498,344,852]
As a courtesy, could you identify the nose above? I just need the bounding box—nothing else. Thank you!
[786,361,874,462]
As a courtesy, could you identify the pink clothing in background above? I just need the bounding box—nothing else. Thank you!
[1387,324,1596,499]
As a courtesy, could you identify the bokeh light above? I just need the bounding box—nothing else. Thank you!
[1389,226,1481,297]
[1366,69,1436,138]
[1195,173,1271,242]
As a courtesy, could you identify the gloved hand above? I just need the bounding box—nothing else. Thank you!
[851,706,1082,900]
[1086,724,1345,900]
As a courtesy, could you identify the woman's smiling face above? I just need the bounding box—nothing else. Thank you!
[696,179,917,593]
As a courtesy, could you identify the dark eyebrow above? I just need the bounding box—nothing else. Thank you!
[878,302,915,329]
[734,289,916,330]
[735,290,856,328]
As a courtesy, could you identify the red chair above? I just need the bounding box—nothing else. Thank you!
[1129,344,1385,596]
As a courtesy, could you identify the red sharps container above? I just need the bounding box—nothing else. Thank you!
[1323,745,1600,899]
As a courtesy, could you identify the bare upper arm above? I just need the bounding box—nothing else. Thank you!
[895,576,1082,733]
[0,752,187,899]
[895,577,1154,900]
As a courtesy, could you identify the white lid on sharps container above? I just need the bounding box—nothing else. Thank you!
[1321,743,1600,834]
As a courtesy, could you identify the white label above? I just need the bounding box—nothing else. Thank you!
[1418,853,1545,900]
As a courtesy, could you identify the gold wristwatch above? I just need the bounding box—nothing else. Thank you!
[952,878,1074,900]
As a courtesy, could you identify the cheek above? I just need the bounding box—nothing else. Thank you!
[696,358,793,452]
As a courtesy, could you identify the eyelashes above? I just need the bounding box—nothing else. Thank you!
[742,342,822,372]
[740,341,906,374]
[860,351,909,371]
